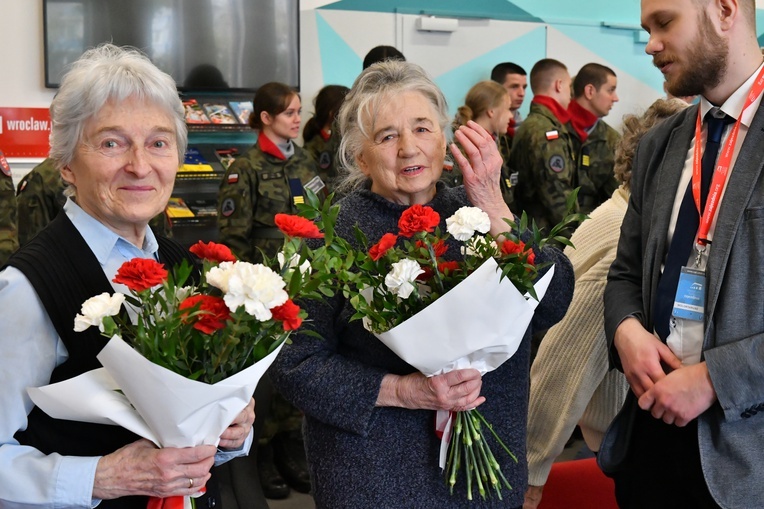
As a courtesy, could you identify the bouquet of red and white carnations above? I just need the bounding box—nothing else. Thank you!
[322,194,583,501]
[27,211,339,509]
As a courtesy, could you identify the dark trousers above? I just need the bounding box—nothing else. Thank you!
[613,409,719,509]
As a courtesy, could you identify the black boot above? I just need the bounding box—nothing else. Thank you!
[257,442,290,499]
[272,430,312,494]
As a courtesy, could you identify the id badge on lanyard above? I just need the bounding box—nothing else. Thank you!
[673,267,705,321]
[672,66,764,322]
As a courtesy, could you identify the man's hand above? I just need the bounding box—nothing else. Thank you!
[614,317,681,397]
[638,362,717,426]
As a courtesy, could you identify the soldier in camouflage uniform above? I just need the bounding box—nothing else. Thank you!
[491,61,528,136]
[16,158,170,246]
[510,59,577,234]
[16,158,65,246]
[0,151,19,265]
[566,63,621,215]
[442,80,517,210]
[217,82,320,499]
[303,85,349,194]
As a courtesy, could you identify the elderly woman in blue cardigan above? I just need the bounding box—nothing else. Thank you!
[270,60,574,509]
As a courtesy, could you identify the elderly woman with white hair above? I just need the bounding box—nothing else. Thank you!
[269,60,574,508]
[0,44,255,508]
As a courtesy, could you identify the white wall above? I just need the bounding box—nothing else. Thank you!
[0,0,56,181]
[0,0,705,179]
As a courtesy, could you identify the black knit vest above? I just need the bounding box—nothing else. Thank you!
[7,212,211,509]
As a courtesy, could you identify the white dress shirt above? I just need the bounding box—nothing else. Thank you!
[665,63,764,365]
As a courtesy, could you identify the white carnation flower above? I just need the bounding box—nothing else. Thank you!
[206,261,236,292]
[278,251,312,275]
[222,262,289,321]
[384,259,424,299]
[74,292,125,332]
[446,206,491,241]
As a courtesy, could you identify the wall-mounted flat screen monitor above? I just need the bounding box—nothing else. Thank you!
[43,0,300,92]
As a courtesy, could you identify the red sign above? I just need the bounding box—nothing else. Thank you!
[0,107,51,157]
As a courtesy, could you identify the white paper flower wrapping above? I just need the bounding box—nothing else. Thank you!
[27,336,283,448]
[374,257,554,467]
[376,257,555,376]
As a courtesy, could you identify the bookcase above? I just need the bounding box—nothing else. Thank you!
[169,93,256,249]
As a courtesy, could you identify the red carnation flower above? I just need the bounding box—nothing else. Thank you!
[501,240,535,266]
[438,261,460,274]
[271,299,302,331]
[501,239,526,256]
[369,233,398,261]
[113,259,168,292]
[274,214,324,239]
[398,205,440,238]
[189,241,237,263]
[179,295,231,334]
[416,239,447,257]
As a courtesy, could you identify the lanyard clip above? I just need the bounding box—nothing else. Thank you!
[694,243,706,268]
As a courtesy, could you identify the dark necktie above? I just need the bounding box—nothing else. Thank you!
[653,110,734,341]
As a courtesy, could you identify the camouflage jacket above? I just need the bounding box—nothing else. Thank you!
[509,103,577,233]
[217,141,321,262]
[441,134,517,210]
[0,160,18,265]
[567,119,620,215]
[304,129,341,193]
[16,158,65,246]
[16,158,169,245]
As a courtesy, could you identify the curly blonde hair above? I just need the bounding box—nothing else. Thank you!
[614,98,689,190]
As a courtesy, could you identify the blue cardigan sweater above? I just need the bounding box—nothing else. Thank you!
[270,185,574,508]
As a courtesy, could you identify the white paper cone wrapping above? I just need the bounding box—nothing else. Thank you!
[28,336,284,448]
[376,258,555,376]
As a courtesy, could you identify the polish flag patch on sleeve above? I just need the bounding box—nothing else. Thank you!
[227,173,239,184]
[545,130,559,140]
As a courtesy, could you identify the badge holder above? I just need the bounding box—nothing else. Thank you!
[672,265,705,322]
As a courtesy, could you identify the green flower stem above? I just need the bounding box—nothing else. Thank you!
[447,413,461,494]
[444,409,515,499]
[461,425,473,501]
[467,412,502,499]
[424,236,446,294]
[464,411,491,499]
[467,413,494,483]
[463,419,486,500]
[474,409,518,463]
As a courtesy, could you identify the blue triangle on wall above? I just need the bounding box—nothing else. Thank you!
[316,12,363,88]
[552,23,664,93]
[319,0,541,22]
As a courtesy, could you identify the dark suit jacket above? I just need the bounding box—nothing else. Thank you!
[604,101,764,508]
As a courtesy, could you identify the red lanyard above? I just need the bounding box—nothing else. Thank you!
[693,65,764,247]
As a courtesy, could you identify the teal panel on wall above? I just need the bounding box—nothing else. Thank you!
[435,27,546,119]
[319,0,541,22]
[501,0,641,26]
[757,9,764,46]
[316,12,363,88]
[551,23,664,93]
